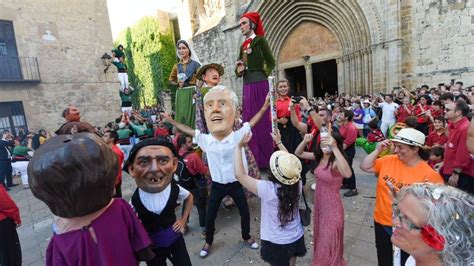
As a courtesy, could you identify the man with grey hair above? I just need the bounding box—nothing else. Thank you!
[165,85,270,258]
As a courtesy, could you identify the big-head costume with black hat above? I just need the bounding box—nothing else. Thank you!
[125,138,193,266]
[236,11,275,168]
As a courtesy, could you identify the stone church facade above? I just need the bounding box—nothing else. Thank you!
[0,0,120,135]
[177,0,474,98]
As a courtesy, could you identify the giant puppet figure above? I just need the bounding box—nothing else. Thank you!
[125,138,193,265]
[165,85,269,258]
[236,12,275,169]
[27,133,154,265]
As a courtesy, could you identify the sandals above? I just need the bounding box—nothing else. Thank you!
[199,244,210,258]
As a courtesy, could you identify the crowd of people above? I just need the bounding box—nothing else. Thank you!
[1,10,474,266]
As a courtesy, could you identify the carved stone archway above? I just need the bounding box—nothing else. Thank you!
[258,1,376,95]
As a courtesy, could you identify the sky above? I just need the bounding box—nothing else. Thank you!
[107,0,177,40]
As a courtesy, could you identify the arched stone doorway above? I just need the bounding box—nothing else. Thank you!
[258,1,380,95]
[278,21,341,98]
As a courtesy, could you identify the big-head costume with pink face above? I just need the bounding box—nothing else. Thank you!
[202,86,239,140]
[124,138,179,193]
[27,133,118,218]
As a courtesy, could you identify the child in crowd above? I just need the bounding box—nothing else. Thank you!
[356,118,386,154]
[367,118,385,143]
[425,116,448,148]
[428,146,444,173]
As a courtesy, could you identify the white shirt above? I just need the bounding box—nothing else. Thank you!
[257,180,304,244]
[138,184,190,215]
[195,122,250,184]
[405,256,416,266]
[379,101,399,122]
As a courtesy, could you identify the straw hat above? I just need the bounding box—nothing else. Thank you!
[269,151,302,185]
[391,128,425,147]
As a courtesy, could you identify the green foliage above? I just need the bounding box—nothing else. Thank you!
[114,17,176,108]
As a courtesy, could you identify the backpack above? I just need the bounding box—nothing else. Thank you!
[175,152,206,190]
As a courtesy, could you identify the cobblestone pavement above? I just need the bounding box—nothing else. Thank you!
[10,148,378,265]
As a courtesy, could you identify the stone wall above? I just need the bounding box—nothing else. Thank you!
[0,0,120,133]
[402,0,474,88]
[176,0,474,96]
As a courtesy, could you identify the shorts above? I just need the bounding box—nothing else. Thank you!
[354,122,364,129]
[260,235,306,266]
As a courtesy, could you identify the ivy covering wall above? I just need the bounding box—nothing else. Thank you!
[114,16,176,108]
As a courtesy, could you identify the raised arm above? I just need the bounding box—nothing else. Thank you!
[290,101,307,133]
[270,128,288,152]
[163,113,195,137]
[249,94,270,128]
[294,134,315,160]
[360,139,391,173]
[234,133,258,195]
[402,87,416,99]
[321,136,351,178]
[300,98,323,130]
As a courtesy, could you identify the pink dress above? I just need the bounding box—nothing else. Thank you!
[312,164,346,266]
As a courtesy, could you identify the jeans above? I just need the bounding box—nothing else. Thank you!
[374,221,409,266]
[206,181,251,245]
[0,160,13,187]
[182,186,207,228]
[342,146,356,189]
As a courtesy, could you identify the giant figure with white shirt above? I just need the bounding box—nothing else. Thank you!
[165,85,270,258]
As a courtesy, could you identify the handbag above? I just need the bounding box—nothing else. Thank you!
[299,189,312,226]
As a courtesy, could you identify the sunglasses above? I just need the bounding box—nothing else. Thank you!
[392,203,422,231]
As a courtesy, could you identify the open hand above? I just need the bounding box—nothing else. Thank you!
[270,129,281,143]
[303,133,313,143]
[320,136,336,148]
[376,139,391,152]
[239,132,252,148]
[172,218,186,232]
[299,97,311,110]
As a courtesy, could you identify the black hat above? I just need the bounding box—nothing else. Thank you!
[123,137,178,173]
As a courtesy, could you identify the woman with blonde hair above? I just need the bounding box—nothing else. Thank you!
[391,183,473,265]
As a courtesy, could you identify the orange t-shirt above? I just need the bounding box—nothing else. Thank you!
[373,155,444,226]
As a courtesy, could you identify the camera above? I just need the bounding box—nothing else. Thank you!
[291,96,302,103]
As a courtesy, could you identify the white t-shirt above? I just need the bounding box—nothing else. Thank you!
[138,183,190,215]
[194,122,250,184]
[257,180,304,245]
[405,256,416,266]
[379,101,399,122]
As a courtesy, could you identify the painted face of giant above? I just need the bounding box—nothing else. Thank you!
[128,146,177,193]
[204,90,236,139]
[202,68,221,87]
[177,43,190,59]
[239,17,252,36]
[66,106,81,122]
